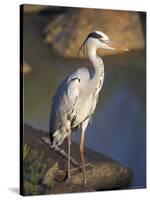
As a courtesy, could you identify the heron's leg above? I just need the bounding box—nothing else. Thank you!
[80,129,86,185]
[80,118,90,186]
[67,130,71,181]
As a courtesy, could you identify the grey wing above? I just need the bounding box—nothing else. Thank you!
[49,68,89,138]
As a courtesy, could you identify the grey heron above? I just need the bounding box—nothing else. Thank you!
[49,31,128,185]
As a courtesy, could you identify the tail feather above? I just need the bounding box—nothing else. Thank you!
[50,130,67,148]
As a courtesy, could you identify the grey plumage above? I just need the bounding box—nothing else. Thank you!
[49,66,103,146]
[48,31,128,185]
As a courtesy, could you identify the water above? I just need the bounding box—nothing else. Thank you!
[23,14,146,188]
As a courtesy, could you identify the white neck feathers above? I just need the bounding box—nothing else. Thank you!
[86,41,104,80]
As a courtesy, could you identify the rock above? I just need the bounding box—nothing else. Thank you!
[22,61,32,74]
[42,163,59,187]
[42,162,66,187]
[71,163,132,190]
[49,182,95,194]
[44,8,144,58]
[22,124,133,195]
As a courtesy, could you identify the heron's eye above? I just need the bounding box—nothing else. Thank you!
[98,37,104,42]
[98,34,103,39]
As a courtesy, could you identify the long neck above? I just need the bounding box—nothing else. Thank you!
[86,43,104,80]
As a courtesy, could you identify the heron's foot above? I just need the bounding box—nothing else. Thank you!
[83,178,87,187]
[65,175,71,183]
[65,178,71,183]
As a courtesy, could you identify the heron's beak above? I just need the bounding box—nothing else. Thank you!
[106,40,129,51]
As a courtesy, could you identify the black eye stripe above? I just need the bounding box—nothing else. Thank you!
[87,32,103,40]
[99,38,105,42]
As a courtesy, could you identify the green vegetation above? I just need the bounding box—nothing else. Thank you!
[23,143,66,195]
[23,144,48,195]
[23,143,30,160]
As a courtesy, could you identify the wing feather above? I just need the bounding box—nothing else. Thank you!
[49,73,81,135]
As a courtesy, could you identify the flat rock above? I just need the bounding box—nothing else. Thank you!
[22,124,133,194]
[49,182,95,194]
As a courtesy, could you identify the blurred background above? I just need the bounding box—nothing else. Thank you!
[22,5,146,189]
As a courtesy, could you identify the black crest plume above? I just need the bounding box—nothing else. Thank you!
[77,32,102,57]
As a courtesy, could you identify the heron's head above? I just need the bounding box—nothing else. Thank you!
[78,31,129,55]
